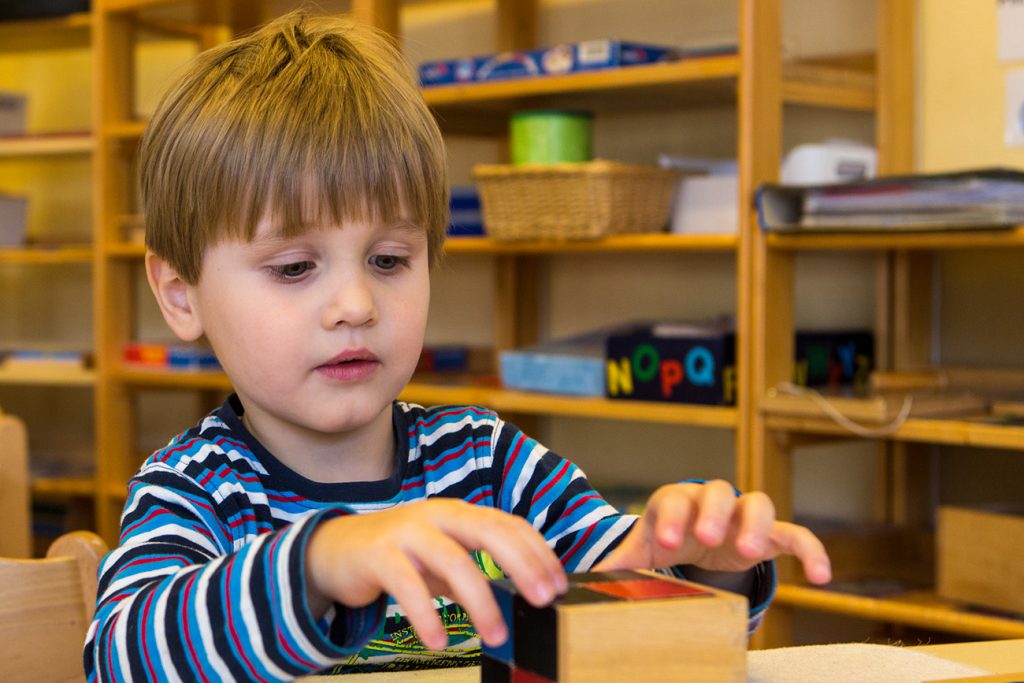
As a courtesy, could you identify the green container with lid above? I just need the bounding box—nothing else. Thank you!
[510,110,593,164]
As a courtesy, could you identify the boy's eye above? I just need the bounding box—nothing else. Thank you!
[369,254,409,271]
[269,261,314,279]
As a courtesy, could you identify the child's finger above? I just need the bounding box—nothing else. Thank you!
[648,485,696,550]
[375,547,450,650]
[734,491,776,558]
[769,522,832,585]
[403,530,509,647]
[438,506,566,607]
[693,479,741,546]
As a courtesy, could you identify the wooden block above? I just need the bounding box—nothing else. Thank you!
[937,505,1024,614]
[482,569,747,683]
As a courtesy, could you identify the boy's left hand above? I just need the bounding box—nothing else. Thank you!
[593,479,832,585]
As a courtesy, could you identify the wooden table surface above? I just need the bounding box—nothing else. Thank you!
[305,639,1024,681]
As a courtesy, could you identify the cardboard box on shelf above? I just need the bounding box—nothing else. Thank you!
[937,504,1024,615]
[0,91,26,136]
[0,194,28,247]
[0,1,90,22]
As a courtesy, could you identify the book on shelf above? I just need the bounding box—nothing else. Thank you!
[756,167,1024,232]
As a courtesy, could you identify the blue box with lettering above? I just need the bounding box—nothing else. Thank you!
[605,321,874,406]
[419,39,684,87]
[605,319,737,406]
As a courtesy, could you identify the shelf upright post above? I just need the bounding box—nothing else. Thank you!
[351,0,400,36]
[92,0,137,544]
[876,0,930,528]
[738,0,792,648]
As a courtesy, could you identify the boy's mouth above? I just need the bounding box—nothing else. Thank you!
[316,349,380,382]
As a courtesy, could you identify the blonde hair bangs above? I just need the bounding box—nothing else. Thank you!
[140,12,448,284]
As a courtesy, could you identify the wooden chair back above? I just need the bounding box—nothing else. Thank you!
[0,531,109,682]
[0,413,31,557]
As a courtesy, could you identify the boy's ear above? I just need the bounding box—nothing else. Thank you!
[145,252,204,342]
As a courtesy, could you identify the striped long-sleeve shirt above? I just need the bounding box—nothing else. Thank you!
[85,395,774,680]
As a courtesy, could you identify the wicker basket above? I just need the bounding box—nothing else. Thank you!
[472,160,681,241]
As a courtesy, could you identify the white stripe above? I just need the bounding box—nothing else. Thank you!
[238,533,292,680]
[508,440,546,510]
[193,555,234,680]
[152,581,185,683]
[572,516,636,571]
[111,598,132,678]
[275,513,339,666]
[424,457,480,495]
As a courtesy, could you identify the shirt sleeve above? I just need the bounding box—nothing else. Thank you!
[488,419,774,632]
[84,469,384,682]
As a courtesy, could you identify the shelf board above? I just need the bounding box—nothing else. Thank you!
[110,370,735,427]
[112,366,232,391]
[766,227,1024,251]
[106,234,738,259]
[103,120,148,141]
[105,241,146,258]
[763,413,1024,450]
[100,0,188,12]
[446,233,737,254]
[31,475,96,497]
[0,132,93,157]
[0,246,93,264]
[775,583,1024,640]
[0,365,95,387]
[401,381,738,428]
[424,56,741,134]
[0,12,91,51]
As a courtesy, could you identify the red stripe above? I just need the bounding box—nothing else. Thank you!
[401,475,424,491]
[424,439,487,472]
[531,460,570,505]
[562,493,599,519]
[562,524,596,565]
[502,433,527,482]
[105,610,121,677]
[266,531,319,669]
[266,492,304,503]
[160,437,202,461]
[122,554,190,571]
[140,588,159,681]
[123,508,171,537]
[223,557,272,683]
[228,513,257,529]
[413,405,488,432]
[466,488,490,505]
[181,571,212,683]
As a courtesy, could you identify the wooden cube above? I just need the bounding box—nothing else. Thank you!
[482,569,747,683]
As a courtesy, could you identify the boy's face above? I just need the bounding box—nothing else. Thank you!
[165,213,430,451]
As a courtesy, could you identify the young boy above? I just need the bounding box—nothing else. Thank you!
[85,12,831,681]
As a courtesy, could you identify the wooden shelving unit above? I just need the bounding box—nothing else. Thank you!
[6,0,1014,647]
[0,133,94,157]
[0,9,97,541]
[747,0,1024,646]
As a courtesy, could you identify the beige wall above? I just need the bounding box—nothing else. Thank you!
[918,0,1024,505]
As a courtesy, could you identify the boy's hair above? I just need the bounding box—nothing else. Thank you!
[140,11,448,284]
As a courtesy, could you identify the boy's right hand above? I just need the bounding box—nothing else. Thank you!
[305,499,567,650]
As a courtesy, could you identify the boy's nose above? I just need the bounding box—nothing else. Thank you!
[322,275,376,329]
